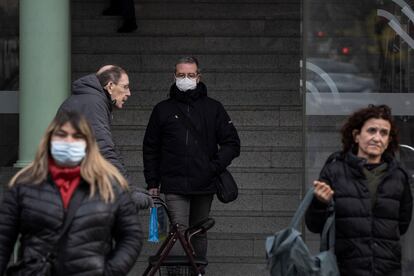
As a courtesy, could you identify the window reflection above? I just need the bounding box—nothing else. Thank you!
[304,1,414,275]
[0,0,19,90]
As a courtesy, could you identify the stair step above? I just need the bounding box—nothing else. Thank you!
[72,36,300,54]
[137,190,300,224]
[138,210,292,235]
[73,72,300,90]
[131,257,267,276]
[73,2,300,20]
[112,106,303,128]
[139,235,271,258]
[139,239,262,258]
[111,125,302,147]
[72,53,298,72]
[72,18,299,36]
[112,108,300,127]
[113,89,300,107]
[119,147,302,169]
[0,168,19,196]
[127,167,302,190]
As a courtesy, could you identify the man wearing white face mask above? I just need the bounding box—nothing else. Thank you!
[58,65,153,211]
[143,57,240,268]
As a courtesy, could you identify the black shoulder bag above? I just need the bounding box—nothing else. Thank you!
[6,189,86,276]
[172,103,238,203]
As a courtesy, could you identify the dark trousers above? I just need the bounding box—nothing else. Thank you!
[165,193,214,259]
[109,0,136,20]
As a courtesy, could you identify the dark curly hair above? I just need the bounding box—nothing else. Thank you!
[341,104,399,156]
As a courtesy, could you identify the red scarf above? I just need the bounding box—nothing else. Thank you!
[49,158,81,209]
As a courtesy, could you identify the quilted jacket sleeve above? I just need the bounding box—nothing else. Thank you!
[305,164,332,234]
[399,172,413,235]
[104,191,143,276]
[0,186,20,275]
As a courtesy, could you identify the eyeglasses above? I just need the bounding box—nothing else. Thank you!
[175,73,198,80]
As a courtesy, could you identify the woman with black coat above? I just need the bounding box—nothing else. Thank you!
[306,105,413,276]
[0,111,143,276]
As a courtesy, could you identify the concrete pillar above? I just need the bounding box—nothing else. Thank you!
[15,0,71,167]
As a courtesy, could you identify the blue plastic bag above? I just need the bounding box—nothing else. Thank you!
[148,207,159,243]
[157,206,168,241]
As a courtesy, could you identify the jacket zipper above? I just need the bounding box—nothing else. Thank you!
[185,104,190,189]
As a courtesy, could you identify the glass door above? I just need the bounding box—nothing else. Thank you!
[303,0,414,274]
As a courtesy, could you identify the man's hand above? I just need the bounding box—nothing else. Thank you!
[313,180,334,204]
[130,187,153,210]
[148,188,160,197]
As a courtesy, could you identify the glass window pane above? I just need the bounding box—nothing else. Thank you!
[304,1,414,274]
[0,0,19,91]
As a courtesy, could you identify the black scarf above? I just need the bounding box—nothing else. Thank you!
[169,82,207,103]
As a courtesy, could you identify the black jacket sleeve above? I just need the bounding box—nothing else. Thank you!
[0,186,20,275]
[143,105,162,189]
[305,163,333,234]
[210,103,241,174]
[105,191,143,276]
[399,173,413,235]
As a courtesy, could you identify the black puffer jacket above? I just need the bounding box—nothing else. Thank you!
[305,151,413,276]
[143,82,240,194]
[58,74,127,178]
[0,179,143,276]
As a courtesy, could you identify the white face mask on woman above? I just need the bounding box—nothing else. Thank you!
[176,77,197,92]
[51,141,86,167]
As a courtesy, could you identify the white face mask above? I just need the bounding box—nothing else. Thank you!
[176,77,197,92]
[51,141,86,167]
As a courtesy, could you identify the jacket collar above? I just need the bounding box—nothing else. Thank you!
[169,82,207,103]
[72,74,112,112]
[342,150,398,177]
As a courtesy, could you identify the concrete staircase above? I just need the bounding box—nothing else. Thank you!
[71,0,301,274]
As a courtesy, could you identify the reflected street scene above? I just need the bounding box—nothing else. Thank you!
[0,0,18,90]
[304,0,414,274]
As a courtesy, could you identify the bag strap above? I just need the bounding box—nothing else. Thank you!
[320,203,335,251]
[289,188,316,229]
[289,188,336,250]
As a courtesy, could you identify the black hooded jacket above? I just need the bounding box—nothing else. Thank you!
[305,151,413,276]
[143,82,240,194]
[58,74,127,178]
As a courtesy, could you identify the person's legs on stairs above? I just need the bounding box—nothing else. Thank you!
[118,0,137,32]
[102,0,121,16]
[165,194,191,255]
[189,194,214,259]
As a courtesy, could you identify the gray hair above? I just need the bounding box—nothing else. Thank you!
[175,56,201,74]
[96,65,127,87]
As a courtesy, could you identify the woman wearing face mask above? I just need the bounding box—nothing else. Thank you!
[0,111,143,276]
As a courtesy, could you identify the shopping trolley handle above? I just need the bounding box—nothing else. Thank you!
[151,196,166,207]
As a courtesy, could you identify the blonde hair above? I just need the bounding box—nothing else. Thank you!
[9,111,128,203]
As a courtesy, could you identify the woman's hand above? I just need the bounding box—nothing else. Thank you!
[313,180,334,204]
